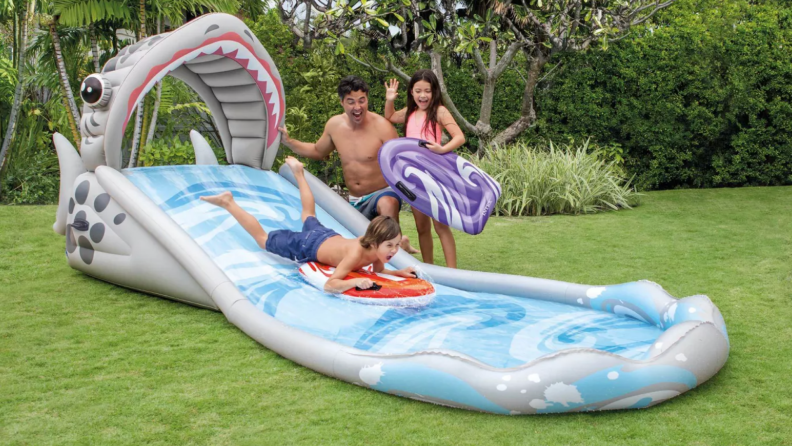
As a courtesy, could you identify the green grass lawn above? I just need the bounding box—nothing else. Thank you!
[2,187,791,445]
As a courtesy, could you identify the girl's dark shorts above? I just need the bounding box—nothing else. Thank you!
[264,216,339,263]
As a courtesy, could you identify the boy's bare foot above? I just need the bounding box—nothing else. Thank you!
[400,235,420,254]
[199,191,234,207]
[284,156,304,175]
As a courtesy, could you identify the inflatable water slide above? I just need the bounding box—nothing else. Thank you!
[52,14,729,414]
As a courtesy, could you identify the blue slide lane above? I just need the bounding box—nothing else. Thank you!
[125,165,664,368]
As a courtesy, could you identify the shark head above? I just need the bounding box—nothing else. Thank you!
[74,13,285,172]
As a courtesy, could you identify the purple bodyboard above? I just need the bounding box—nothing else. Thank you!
[378,138,501,235]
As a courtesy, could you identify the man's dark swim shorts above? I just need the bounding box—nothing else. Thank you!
[349,187,402,220]
[265,216,339,263]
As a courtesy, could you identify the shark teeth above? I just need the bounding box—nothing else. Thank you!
[209,40,282,124]
[133,37,282,144]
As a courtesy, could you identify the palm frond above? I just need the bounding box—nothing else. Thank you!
[53,0,131,27]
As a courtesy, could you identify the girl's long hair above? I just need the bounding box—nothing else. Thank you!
[405,69,442,142]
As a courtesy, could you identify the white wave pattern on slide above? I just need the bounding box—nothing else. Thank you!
[404,166,463,229]
[213,249,282,269]
[509,313,600,362]
[372,313,487,354]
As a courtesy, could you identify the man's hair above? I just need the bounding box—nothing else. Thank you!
[338,75,370,99]
[360,216,401,249]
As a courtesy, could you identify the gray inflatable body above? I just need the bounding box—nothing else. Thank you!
[51,14,729,414]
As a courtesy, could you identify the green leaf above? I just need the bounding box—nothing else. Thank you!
[375,17,389,28]
[427,34,434,46]
[335,41,345,55]
[393,13,404,22]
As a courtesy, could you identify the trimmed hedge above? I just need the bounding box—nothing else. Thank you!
[533,0,792,189]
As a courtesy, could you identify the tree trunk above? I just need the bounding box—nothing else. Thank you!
[139,0,146,38]
[302,2,312,51]
[0,0,38,188]
[145,17,161,146]
[490,51,547,147]
[12,12,18,70]
[89,23,101,73]
[128,0,146,167]
[50,19,82,147]
[428,51,477,134]
[145,81,161,145]
[477,76,495,136]
[140,95,150,147]
[128,105,145,168]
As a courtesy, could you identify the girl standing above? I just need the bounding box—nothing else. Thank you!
[384,69,466,268]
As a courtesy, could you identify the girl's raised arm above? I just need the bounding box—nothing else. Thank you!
[384,79,407,124]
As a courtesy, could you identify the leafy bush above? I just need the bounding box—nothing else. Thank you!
[138,136,202,167]
[1,108,59,205]
[468,140,639,216]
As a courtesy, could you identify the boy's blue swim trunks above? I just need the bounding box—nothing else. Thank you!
[264,216,340,263]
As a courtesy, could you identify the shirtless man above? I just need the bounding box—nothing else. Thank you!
[278,75,418,253]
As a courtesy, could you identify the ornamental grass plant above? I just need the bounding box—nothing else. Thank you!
[469,140,639,216]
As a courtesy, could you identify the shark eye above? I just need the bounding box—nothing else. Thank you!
[80,74,112,108]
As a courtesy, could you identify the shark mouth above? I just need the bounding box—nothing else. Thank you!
[124,32,284,146]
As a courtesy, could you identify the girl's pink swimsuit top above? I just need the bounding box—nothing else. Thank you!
[406,112,442,143]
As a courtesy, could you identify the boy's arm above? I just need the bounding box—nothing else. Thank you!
[381,266,418,278]
[279,119,336,160]
[324,251,373,293]
[373,260,417,278]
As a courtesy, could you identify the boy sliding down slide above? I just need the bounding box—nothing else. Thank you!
[200,156,417,294]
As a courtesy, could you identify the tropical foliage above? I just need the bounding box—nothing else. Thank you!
[277,0,677,148]
[0,0,257,203]
[468,140,638,216]
[2,0,792,205]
